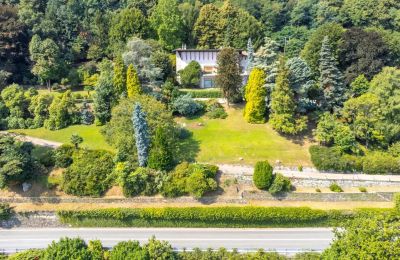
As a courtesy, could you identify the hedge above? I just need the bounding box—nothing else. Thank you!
[57,207,394,228]
[179,89,222,98]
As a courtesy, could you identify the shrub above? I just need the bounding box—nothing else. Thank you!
[179,88,223,98]
[269,174,292,195]
[316,188,321,193]
[62,149,114,197]
[0,203,12,220]
[362,152,400,175]
[329,183,343,193]
[8,249,44,260]
[309,145,362,172]
[359,187,367,193]
[394,193,400,212]
[43,238,93,259]
[179,61,202,88]
[120,167,160,197]
[389,142,400,157]
[205,100,227,119]
[32,146,55,167]
[253,161,274,190]
[109,241,148,260]
[186,167,218,199]
[172,94,203,116]
[54,144,75,168]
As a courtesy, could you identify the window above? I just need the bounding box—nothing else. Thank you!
[203,78,215,88]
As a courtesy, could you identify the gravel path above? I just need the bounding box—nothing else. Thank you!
[0,132,62,148]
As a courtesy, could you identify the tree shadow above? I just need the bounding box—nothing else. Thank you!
[280,120,316,146]
[175,128,200,163]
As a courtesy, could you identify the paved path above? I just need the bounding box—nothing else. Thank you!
[0,132,62,148]
[218,164,400,182]
[0,228,333,255]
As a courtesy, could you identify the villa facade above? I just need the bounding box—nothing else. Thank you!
[175,49,249,88]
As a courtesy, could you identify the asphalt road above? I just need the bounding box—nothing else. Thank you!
[0,228,334,255]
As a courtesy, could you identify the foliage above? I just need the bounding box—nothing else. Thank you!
[309,145,362,172]
[205,100,227,119]
[70,134,83,149]
[29,93,53,128]
[394,193,400,212]
[186,166,218,199]
[362,152,400,175]
[44,91,78,130]
[244,68,267,123]
[0,136,35,188]
[120,167,160,197]
[43,238,93,260]
[349,74,370,98]
[216,48,242,105]
[253,161,274,190]
[148,127,174,171]
[62,149,114,197]
[329,183,343,193]
[179,89,222,98]
[112,55,126,96]
[0,203,12,221]
[126,64,142,98]
[389,142,400,157]
[145,236,177,260]
[322,215,400,259]
[172,94,203,117]
[53,144,74,168]
[109,241,149,260]
[8,249,43,260]
[269,173,292,195]
[269,58,307,135]
[132,103,150,167]
[178,61,202,88]
[319,36,346,112]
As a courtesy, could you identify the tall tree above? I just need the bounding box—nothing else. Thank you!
[132,103,150,167]
[216,47,242,105]
[269,58,307,135]
[319,36,346,112]
[194,4,223,49]
[254,37,280,93]
[113,55,126,96]
[244,68,267,123]
[147,127,174,171]
[246,38,254,73]
[126,64,142,98]
[179,0,201,48]
[29,35,62,90]
[150,0,183,51]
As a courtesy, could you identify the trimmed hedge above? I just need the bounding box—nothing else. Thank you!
[179,89,223,98]
[57,207,394,228]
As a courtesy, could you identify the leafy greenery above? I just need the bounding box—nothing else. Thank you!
[329,183,343,193]
[253,161,274,190]
[178,61,202,88]
[0,203,12,221]
[244,68,267,123]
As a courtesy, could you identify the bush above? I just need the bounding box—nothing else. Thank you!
[253,161,274,190]
[172,94,203,116]
[54,144,75,168]
[205,100,227,119]
[186,167,218,199]
[120,167,161,197]
[394,193,400,212]
[43,238,93,260]
[329,183,343,193]
[32,146,55,167]
[309,145,363,172]
[179,88,223,98]
[62,149,114,197]
[269,173,292,195]
[359,187,367,193]
[8,249,44,260]
[109,241,148,260]
[389,142,400,157]
[316,188,321,193]
[362,152,400,175]
[179,61,202,88]
[0,203,12,220]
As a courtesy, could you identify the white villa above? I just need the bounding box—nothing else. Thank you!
[175,48,249,88]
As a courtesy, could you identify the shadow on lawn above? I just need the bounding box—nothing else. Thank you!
[175,128,200,163]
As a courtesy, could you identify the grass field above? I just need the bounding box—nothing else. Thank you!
[11,125,113,151]
[178,105,312,166]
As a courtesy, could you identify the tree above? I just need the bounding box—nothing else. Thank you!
[29,35,61,90]
[254,38,280,93]
[126,64,142,98]
[109,241,149,260]
[319,36,346,112]
[93,60,117,125]
[253,161,274,190]
[29,94,53,128]
[349,74,370,98]
[339,28,390,85]
[132,103,150,167]
[150,0,183,51]
[43,238,93,260]
[246,38,254,73]
[194,4,224,49]
[216,48,242,105]
[179,61,202,88]
[301,23,344,74]
[113,55,126,96]
[45,91,78,130]
[244,68,267,123]
[179,1,201,48]
[70,134,83,149]
[269,58,307,135]
[145,237,177,260]
[315,112,337,146]
[148,127,174,171]
[322,215,400,259]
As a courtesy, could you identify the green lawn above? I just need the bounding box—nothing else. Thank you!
[178,106,312,166]
[11,125,113,151]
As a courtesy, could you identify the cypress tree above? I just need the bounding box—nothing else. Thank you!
[132,103,150,167]
[244,68,267,123]
[269,58,307,135]
[148,127,174,171]
[113,55,126,96]
[319,36,345,112]
[127,64,141,98]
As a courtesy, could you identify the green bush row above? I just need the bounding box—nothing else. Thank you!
[179,89,223,98]
[309,145,400,174]
[58,207,393,228]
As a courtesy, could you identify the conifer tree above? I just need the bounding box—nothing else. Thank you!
[244,68,267,123]
[113,55,126,96]
[132,103,150,167]
[269,58,307,135]
[319,36,345,112]
[246,38,254,73]
[126,64,141,98]
[148,127,174,171]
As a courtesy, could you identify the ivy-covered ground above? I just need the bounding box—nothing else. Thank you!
[178,105,312,166]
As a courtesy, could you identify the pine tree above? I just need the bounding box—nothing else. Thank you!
[126,64,141,98]
[269,58,307,135]
[244,68,267,123]
[148,127,174,171]
[246,38,254,73]
[319,36,345,112]
[113,55,126,96]
[132,103,150,167]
